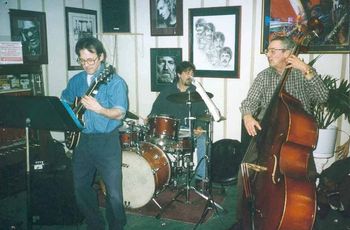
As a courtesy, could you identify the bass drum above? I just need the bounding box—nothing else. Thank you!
[210,139,243,184]
[122,142,171,209]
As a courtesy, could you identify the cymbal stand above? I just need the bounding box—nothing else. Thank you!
[156,92,196,219]
[193,115,226,230]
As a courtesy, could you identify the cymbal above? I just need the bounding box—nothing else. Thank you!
[166,91,213,104]
[197,114,227,122]
[125,111,139,120]
[197,114,212,122]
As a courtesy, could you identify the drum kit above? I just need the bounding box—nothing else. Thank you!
[118,91,217,210]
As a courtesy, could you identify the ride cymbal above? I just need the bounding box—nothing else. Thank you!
[166,91,213,104]
[125,111,139,120]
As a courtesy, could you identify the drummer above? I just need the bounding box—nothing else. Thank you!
[147,61,208,190]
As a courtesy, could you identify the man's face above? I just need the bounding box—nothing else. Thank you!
[178,69,193,87]
[157,0,170,21]
[21,20,40,51]
[265,40,290,70]
[157,56,176,82]
[213,38,224,51]
[78,49,103,75]
[220,52,231,67]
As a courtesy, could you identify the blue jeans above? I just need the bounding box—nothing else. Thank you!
[73,129,126,230]
[195,134,207,180]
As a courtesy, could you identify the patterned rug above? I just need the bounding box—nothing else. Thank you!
[125,187,225,224]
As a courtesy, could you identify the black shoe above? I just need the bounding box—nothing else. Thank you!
[227,220,243,230]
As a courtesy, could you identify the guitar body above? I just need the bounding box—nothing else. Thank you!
[63,65,114,150]
[64,98,83,150]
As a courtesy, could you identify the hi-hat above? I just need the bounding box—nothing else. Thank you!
[166,91,213,104]
[125,111,139,120]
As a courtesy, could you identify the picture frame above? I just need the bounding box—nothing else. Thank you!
[150,48,182,92]
[65,7,98,70]
[189,6,241,78]
[150,0,183,36]
[9,9,48,64]
[262,0,350,53]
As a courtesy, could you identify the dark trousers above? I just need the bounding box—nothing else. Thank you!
[73,129,126,230]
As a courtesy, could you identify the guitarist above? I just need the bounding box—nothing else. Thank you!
[61,37,128,230]
[229,36,329,230]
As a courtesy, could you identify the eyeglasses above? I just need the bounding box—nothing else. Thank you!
[76,56,99,65]
[264,48,287,55]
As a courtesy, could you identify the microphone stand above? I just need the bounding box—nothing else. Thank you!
[191,78,226,229]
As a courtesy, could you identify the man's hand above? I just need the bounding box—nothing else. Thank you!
[81,95,102,113]
[243,114,261,136]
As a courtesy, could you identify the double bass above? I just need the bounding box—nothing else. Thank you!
[240,20,323,230]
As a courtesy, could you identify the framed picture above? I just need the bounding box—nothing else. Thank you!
[9,9,48,64]
[65,7,98,70]
[150,0,183,36]
[189,6,241,78]
[150,48,182,91]
[262,0,350,53]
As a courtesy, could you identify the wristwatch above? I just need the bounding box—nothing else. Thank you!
[304,68,316,80]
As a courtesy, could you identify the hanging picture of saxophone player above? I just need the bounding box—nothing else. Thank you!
[262,0,349,53]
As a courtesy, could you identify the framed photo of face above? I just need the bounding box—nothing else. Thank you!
[65,7,98,70]
[189,6,241,78]
[150,0,183,36]
[9,9,48,64]
[150,48,182,92]
[262,0,350,53]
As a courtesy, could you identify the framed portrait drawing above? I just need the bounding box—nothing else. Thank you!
[189,6,241,78]
[262,0,350,53]
[150,48,182,92]
[65,7,98,70]
[150,0,183,36]
[9,9,48,64]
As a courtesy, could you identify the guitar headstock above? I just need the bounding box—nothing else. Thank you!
[96,64,115,84]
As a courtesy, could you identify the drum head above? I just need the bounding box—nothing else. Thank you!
[122,151,155,209]
[210,139,242,184]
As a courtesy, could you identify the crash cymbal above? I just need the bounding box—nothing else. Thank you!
[197,114,227,122]
[125,111,139,120]
[197,114,212,122]
[166,91,213,104]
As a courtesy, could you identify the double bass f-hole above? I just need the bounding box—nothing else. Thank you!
[271,154,280,184]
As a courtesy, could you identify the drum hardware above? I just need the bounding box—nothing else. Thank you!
[156,91,205,219]
[193,114,226,230]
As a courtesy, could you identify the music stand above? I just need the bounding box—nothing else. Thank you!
[0,95,82,230]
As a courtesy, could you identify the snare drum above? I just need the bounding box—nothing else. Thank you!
[122,142,171,209]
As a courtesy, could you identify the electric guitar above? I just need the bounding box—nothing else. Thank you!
[64,64,115,150]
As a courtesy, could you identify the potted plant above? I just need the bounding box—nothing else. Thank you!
[312,75,350,158]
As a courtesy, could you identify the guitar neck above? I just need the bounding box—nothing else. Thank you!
[74,80,100,115]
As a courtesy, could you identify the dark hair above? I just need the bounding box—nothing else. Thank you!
[270,35,296,50]
[75,37,107,60]
[176,61,196,75]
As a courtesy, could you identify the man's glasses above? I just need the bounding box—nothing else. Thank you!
[264,48,287,55]
[77,56,99,65]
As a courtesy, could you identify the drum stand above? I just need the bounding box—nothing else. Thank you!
[156,92,198,218]
[193,115,226,230]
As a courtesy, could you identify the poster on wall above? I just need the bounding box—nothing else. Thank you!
[9,9,48,65]
[189,6,241,78]
[262,0,350,53]
[65,7,98,70]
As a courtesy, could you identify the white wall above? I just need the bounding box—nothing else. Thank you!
[0,0,349,151]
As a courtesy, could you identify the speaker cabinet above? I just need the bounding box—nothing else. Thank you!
[30,166,83,225]
[102,0,130,33]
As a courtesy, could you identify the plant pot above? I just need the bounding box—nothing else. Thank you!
[313,128,337,159]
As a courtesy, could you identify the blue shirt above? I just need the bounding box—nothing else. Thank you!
[61,63,128,134]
